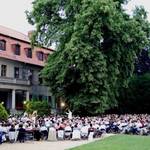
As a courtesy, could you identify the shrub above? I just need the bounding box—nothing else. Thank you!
[0,103,9,121]
[24,100,51,116]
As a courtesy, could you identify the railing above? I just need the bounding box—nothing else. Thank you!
[0,76,30,85]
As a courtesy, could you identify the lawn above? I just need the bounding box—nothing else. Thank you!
[70,135,150,150]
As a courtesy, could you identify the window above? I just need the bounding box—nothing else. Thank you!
[25,48,32,58]
[1,65,7,77]
[0,40,6,51]
[15,44,20,55]
[12,44,21,55]
[14,67,19,78]
[37,51,44,61]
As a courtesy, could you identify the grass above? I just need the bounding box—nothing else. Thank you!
[70,135,150,150]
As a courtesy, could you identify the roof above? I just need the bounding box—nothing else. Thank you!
[0,25,54,51]
[0,25,30,43]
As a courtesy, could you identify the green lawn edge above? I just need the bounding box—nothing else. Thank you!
[69,135,150,150]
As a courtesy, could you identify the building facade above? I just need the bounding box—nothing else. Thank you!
[0,25,55,113]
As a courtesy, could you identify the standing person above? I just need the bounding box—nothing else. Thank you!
[32,111,37,124]
[66,110,72,120]
[17,124,26,143]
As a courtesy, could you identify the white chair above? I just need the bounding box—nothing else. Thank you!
[48,127,57,141]
[15,131,19,142]
[72,130,81,140]
[8,131,16,143]
[57,130,64,140]
[88,132,94,141]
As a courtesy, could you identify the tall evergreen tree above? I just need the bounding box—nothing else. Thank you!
[27,0,150,115]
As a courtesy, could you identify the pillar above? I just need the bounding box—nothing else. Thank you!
[12,89,16,110]
[26,91,30,101]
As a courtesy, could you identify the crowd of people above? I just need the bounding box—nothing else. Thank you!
[0,113,150,144]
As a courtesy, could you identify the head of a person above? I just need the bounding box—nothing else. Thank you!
[11,124,15,128]
[19,124,23,128]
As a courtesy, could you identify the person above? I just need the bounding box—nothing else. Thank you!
[32,111,37,124]
[17,124,26,143]
[8,124,16,143]
[66,110,72,120]
[0,123,7,143]
[0,131,2,144]
[57,122,65,140]
[64,123,72,140]
[33,124,41,141]
[88,124,95,140]
[40,124,48,140]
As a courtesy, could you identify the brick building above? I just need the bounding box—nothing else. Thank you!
[0,25,55,113]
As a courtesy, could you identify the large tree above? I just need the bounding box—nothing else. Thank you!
[135,48,150,75]
[27,0,150,115]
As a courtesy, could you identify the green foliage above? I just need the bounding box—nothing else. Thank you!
[25,100,51,116]
[118,73,150,113]
[0,103,8,121]
[27,0,150,115]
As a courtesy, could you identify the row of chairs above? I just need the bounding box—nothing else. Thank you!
[57,129,103,140]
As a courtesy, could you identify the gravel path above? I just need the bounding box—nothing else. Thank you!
[0,134,114,150]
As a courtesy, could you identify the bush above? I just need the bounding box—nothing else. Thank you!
[25,100,51,116]
[0,103,8,121]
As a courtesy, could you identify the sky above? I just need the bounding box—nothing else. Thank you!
[0,0,150,35]
[0,0,34,35]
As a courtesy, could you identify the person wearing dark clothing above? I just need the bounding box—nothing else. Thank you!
[34,125,41,141]
[0,131,2,144]
[9,125,15,132]
[17,124,26,143]
[88,124,95,134]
